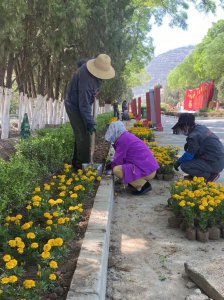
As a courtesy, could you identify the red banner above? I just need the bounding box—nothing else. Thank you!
[184,81,214,111]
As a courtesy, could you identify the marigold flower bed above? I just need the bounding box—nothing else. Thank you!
[127,126,155,142]
[0,164,102,300]
[169,177,224,241]
[145,142,180,179]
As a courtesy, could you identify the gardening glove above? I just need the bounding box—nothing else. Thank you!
[88,125,96,135]
[173,160,181,171]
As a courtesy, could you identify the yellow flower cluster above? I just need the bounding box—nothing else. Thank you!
[133,121,143,127]
[170,176,224,230]
[127,126,154,141]
[128,112,134,119]
[145,142,179,174]
[23,279,36,289]
[1,163,100,297]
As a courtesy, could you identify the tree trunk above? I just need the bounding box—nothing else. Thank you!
[1,54,14,139]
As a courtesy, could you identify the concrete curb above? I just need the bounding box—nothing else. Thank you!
[66,176,114,300]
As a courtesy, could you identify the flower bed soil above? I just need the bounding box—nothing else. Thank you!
[0,131,110,300]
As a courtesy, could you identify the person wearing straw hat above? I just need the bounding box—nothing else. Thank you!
[65,54,115,171]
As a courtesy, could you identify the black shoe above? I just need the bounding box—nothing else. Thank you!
[183,175,193,180]
[132,182,152,196]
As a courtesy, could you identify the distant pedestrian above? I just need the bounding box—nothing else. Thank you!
[113,100,119,118]
[122,100,128,112]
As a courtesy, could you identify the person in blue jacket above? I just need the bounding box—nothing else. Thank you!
[173,113,224,181]
[65,54,115,170]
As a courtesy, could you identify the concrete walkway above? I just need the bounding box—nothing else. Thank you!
[106,115,224,300]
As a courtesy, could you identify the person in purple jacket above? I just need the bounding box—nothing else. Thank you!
[105,121,159,195]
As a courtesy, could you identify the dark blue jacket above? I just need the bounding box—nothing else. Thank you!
[65,64,101,129]
[186,124,224,170]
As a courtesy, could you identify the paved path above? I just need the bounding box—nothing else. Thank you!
[106,116,224,300]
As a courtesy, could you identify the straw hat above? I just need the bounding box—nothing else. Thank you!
[86,54,115,79]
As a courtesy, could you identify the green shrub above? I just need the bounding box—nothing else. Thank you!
[96,112,113,132]
[0,114,110,215]
[199,108,214,113]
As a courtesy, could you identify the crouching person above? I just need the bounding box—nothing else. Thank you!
[105,121,159,195]
[173,113,224,182]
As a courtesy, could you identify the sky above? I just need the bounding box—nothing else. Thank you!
[150,3,224,57]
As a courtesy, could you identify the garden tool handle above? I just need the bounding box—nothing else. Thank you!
[90,98,97,164]
[90,131,96,164]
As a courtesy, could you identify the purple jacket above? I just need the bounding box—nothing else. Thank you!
[112,131,159,184]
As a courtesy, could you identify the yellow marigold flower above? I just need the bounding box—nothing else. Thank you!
[47,239,55,246]
[199,205,205,211]
[33,201,40,207]
[26,205,32,210]
[50,182,55,186]
[53,175,57,179]
[8,275,18,283]
[45,226,51,231]
[10,216,16,222]
[6,259,17,269]
[16,214,23,220]
[97,176,102,181]
[208,207,214,212]
[15,237,22,242]
[53,211,59,217]
[31,243,38,249]
[21,223,31,230]
[69,206,76,211]
[44,184,51,191]
[27,232,36,239]
[5,216,11,222]
[54,238,63,247]
[70,193,78,198]
[59,191,66,197]
[49,273,57,280]
[56,199,63,204]
[37,271,42,277]
[23,279,36,289]
[8,240,17,247]
[78,208,83,213]
[35,187,41,192]
[3,254,11,262]
[49,260,58,269]
[59,185,66,191]
[57,218,65,224]
[43,244,52,252]
[46,220,53,225]
[41,251,50,259]
[48,199,56,206]
[17,248,24,254]
[179,200,186,207]
[44,212,52,219]
[32,195,42,202]
[1,277,9,284]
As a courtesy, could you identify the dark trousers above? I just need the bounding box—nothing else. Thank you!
[181,159,221,180]
[65,105,90,168]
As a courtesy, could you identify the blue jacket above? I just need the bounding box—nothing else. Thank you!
[179,124,224,172]
[65,64,101,129]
